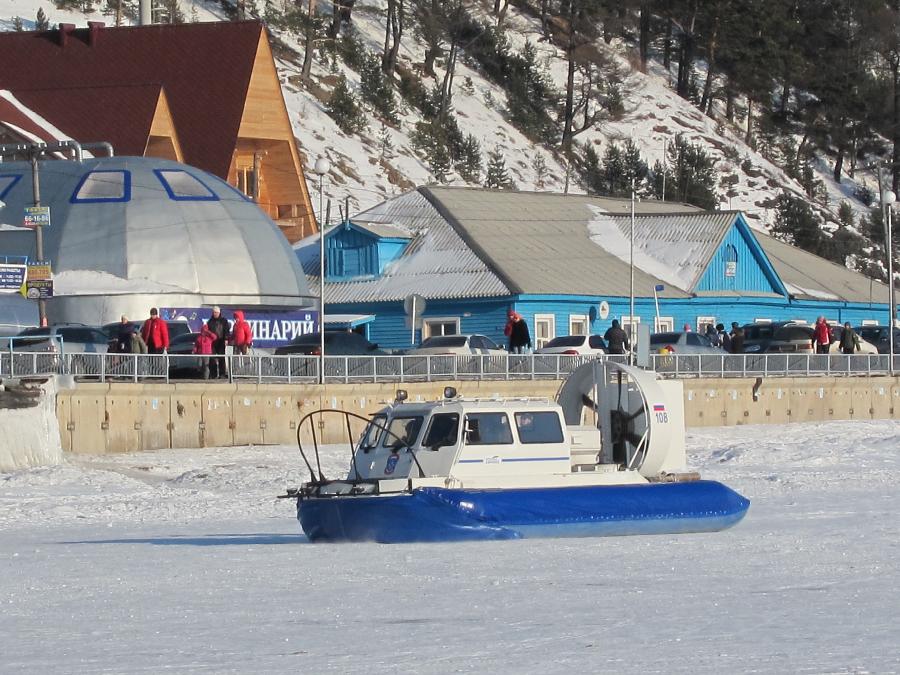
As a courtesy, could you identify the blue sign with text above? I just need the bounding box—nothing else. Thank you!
[160,308,319,348]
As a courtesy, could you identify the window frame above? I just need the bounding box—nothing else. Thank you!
[514,411,565,445]
[153,169,220,202]
[69,170,132,204]
[568,314,589,336]
[654,316,674,332]
[463,412,514,446]
[423,317,460,338]
[696,316,716,334]
[422,413,460,450]
[534,313,556,349]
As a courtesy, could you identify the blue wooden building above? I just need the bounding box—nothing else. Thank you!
[295,187,893,350]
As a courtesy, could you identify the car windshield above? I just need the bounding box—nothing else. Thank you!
[419,336,467,348]
[360,414,387,449]
[543,336,585,348]
[170,333,198,346]
[650,332,680,345]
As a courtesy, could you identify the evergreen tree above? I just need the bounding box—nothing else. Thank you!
[484,147,515,189]
[378,124,395,161]
[531,153,548,190]
[457,134,482,183]
[575,143,603,195]
[429,142,452,183]
[359,52,398,123]
[601,143,625,196]
[654,134,718,209]
[12,16,24,30]
[35,7,50,30]
[771,191,826,255]
[327,75,367,134]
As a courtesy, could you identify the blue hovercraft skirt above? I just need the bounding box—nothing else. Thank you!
[297,480,750,543]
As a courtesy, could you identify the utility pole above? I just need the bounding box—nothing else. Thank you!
[629,176,636,366]
[30,151,47,327]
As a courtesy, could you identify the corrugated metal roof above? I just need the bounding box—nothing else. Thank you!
[755,230,890,304]
[296,190,510,303]
[351,221,413,239]
[422,187,727,297]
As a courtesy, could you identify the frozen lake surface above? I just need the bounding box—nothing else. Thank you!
[2,420,899,673]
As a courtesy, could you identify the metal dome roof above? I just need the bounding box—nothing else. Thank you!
[0,156,313,311]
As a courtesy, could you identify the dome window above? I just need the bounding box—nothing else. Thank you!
[153,169,219,201]
[0,174,22,200]
[70,170,132,203]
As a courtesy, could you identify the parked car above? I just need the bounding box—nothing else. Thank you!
[12,324,110,354]
[274,331,384,356]
[166,332,271,378]
[535,334,607,355]
[649,331,722,354]
[854,325,900,354]
[741,321,811,354]
[407,334,505,356]
[102,320,192,350]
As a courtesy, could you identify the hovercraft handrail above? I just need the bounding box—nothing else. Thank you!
[295,408,427,484]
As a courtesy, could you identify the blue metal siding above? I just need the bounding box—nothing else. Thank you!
[326,227,377,279]
[695,223,782,294]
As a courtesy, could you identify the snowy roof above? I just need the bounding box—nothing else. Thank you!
[0,90,74,144]
[350,221,413,239]
[755,231,890,304]
[297,189,509,303]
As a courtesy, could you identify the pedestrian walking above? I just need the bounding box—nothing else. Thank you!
[812,316,831,354]
[604,319,630,355]
[838,322,860,355]
[507,312,532,354]
[193,325,216,380]
[231,310,253,355]
[206,306,230,379]
[113,315,134,353]
[716,323,731,352]
[729,323,744,354]
[140,308,169,354]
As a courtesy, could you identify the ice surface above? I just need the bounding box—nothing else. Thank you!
[1,419,900,672]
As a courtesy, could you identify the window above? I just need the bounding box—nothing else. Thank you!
[696,316,716,334]
[235,165,257,199]
[424,318,459,337]
[0,174,22,200]
[534,314,555,349]
[423,413,459,449]
[381,416,424,449]
[655,316,674,332]
[70,170,131,203]
[723,244,738,277]
[464,412,513,445]
[569,314,589,336]
[154,169,219,201]
[588,335,607,350]
[621,315,640,341]
[515,411,564,444]
[686,333,713,347]
[360,414,387,449]
[650,332,680,346]
[419,335,468,349]
[544,335,585,348]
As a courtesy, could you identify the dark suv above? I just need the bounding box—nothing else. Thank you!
[274,331,384,355]
[854,325,900,354]
[741,322,815,354]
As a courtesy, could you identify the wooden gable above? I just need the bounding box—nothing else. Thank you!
[145,88,183,162]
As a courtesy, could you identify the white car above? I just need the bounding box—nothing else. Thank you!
[536,335,607,355]
[408,334,506,355]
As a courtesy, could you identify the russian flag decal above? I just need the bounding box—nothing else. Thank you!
[653,404,666,412]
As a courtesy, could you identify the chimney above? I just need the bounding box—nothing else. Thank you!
[57,23,76,47]
[87,21,104,45]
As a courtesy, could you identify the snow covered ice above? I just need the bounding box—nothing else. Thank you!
[2,420,899,673]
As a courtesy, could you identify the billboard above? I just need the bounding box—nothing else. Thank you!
[0,264,26,294]
[160,307,318,348]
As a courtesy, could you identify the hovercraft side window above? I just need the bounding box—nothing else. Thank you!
[423,413,459,450]
[464,413,513,445]
[382,416,424,449]
[515,411,564,444]
[360,414,387,449]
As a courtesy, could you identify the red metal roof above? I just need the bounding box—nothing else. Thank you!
[0,21,264,177]
[0,92,65,143]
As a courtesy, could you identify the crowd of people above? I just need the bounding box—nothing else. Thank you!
[109,306,254,380]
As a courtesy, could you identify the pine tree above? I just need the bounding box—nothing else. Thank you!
[601,143,625,196]
[359,52,398,123]
[457,134,482,183]
[12,16,24,30]
[575,144,603,195]
[771,191,826,255]
[484,147,515,189]
[658,134,718,209]
[531,153,548,190]
[35,7,50,30]
[378,124,395,161]
[429,142,452,183]
[327,74,367,134]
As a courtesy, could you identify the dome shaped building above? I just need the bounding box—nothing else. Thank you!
[0,156,314,325]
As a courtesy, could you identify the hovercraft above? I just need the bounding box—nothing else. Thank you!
[284,362,749,543]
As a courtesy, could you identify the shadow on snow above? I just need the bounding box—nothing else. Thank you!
[61,533,309,546]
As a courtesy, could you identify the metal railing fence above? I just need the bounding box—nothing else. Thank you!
[0,351,898,383]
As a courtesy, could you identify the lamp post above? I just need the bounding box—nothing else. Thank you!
[883,190,896,373]
[313,156,331,385]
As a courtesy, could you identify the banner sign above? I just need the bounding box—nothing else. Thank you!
[26,261,52,281]
[160,308,319,348]
[23,206,51,229]
[0,264,27,293]
[25,279,53,299]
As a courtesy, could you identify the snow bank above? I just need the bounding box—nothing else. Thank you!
[0,377,62,471]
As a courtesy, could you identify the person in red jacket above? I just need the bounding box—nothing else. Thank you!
[193,325,216,379]
[231,310,253,355]
[812,316,832,354]
[140,308,170,354]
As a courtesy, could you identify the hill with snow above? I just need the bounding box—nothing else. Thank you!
[0,0,880,235]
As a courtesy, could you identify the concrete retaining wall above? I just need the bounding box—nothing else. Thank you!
[0,379,64,471]
[52,377,900,455]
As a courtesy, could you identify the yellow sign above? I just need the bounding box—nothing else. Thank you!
[26,262,51,281]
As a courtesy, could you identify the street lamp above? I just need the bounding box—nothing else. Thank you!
[313,156,331,385]
[883,190,897,372]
